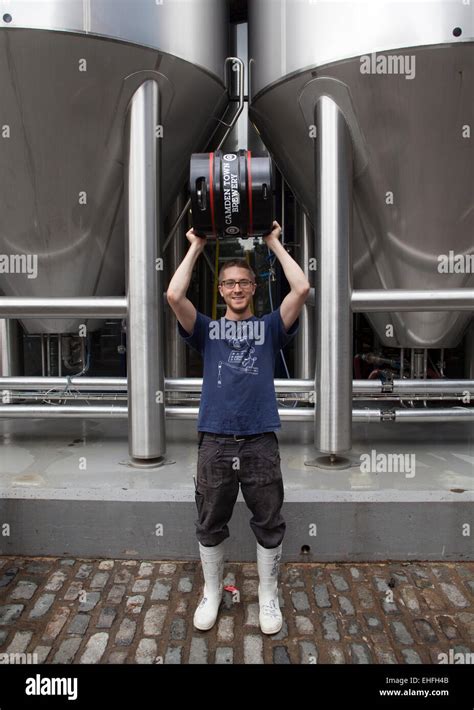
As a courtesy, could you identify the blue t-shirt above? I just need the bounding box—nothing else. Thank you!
[178,308,299,434]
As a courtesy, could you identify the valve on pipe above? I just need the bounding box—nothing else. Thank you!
[190,150,274,238]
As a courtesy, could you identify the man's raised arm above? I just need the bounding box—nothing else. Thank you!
[264,221,311,331]
[166,228,207,335]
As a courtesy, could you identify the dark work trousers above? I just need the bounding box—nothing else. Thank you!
[194,431,286,549]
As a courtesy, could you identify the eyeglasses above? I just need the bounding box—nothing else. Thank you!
[219,279,255,289]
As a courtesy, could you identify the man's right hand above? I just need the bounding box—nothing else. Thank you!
[186,227,207,249]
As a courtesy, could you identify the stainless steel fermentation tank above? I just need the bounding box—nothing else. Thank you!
[0,0,230,465]
[249,0,473,349]
[0,0,228,334]
[249,0,474,458]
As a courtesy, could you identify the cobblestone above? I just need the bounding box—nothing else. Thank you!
[135,638,158,664]
[313,583,331,608]
[215,647,233,664]
[217,616,234,642]
[45,571,68,591]
[115,618,136,646]
[170,617,186,640]
[80,632,108,663]
[106,585,126,604]
[327,645,346,663]
[108,650,128,664]
[245,603,259,627]
[165,646,182,664]
[78,592,101,613]
[96,607,117,629]
[5,630,32,653]
[295,615,314,634]
[189,636,207,664]
[151,580,172,601]
[90,572,109,590]
[322,610,340,641]
[66,613,90,636]
[400,587,420,612]
[350,642,373,663]
[10,581,37,600]
[29,594,55,619]
[52,637,82,664]
[330,572,349,592]
[244,635,263,664]
[401,648,422,664]
[439,583,469,608]
[0,557,472,665]
[64,581,83,601]
[273,646,291,664]
[299,640,318,663]
[43,608,70,641]
[291,591,309,611]
[144,605,167,635]
[390,620,414,645]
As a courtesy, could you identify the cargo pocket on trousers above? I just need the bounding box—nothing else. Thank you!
[253,435,281,486]
[197,443,223,489]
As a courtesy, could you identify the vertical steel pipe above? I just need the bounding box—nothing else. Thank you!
[294,205,315,379]
[165,192,187,381]
[314,96,353,455]
[125,80,165,465]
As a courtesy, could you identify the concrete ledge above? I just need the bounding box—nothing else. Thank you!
[0,418,472,561]
[0,498,472,561]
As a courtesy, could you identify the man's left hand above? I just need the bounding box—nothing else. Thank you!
[263,220,282,248]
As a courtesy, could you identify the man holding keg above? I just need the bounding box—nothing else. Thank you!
[166,220,310,635]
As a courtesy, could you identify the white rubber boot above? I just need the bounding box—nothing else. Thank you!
[193,540,226,631]
[256,541,283,635]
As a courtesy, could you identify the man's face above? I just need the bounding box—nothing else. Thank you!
[218,267,256,314]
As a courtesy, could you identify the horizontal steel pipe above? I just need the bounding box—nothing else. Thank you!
[1,377,474,396]
[306,289,474,311]
[0,298,127,318]
[0,405,128,418]
[0,405,370,420]
[353,379,474,395]
[0,377,128,391]
[0,404,380,422]
[0,405,471,423]
[393,408,474,422]
[352,289,474,312]
[272,379,474,395]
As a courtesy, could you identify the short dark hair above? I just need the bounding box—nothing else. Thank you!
[218,259,256,283]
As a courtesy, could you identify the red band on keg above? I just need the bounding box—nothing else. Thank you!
[247,151,253,236]
[209,152,216,237]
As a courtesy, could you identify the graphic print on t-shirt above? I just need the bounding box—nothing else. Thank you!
[217,334,259,388]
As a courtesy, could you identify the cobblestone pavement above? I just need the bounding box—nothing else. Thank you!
[0,557,472,665]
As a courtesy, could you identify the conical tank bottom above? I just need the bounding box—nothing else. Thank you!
[0,29,227,334]
[250,44,473,348]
